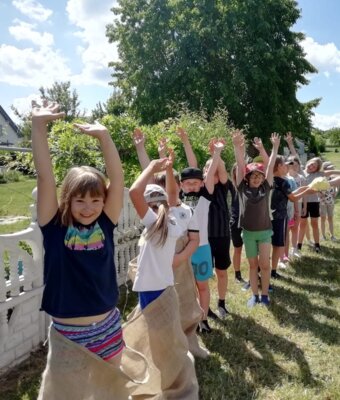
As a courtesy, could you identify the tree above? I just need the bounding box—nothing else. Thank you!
[327,127,340,147]
[107,0,317,140]
[91,89,129,121]
[39,81,83,122]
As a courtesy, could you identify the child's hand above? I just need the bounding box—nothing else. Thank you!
[166,148,175,167]
[231,130,244,147]
[158,137,169,158]
[31,100,65,122]
[73,121,109,140]
[132,128,145,147]
[176,127,189,142]
[252,137,264,151]
[270,132,280,149]
[284,131,293,144]
[213,139,225,153]
[149,158,171,173]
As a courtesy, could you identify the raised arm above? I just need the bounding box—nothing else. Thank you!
[205,140,225,194]
[231,130,246,186]
[74,121,124,225]
[31,100,65,226]
[177,127,198,168]
[265,133,280,186]
[208,138,228,184]
[129,158,170,219]
[132,128,151,170]
[165,148,177,207]
[284,132,299,158]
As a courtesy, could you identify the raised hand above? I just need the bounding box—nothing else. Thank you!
[176,127,189,142]
[270,132,281,149]
[31,100,65,122]
[149,158,171,173]
[231,129,245,148]
[73,121,109,140]
[158,137,169,158]
[252,137,264,151]
[284,131,293,144]
[213,139,225,153]
[132,128,146,147]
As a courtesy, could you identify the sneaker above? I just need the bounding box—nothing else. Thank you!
[314,246,321,254]
[282,256,290,263]
[260,295,271,307]
[292,248,301,258]
[242,281,251,291]
[307,240,314,247]
[235,276,247,284]
[331,236,337,242]
[207,308,220,321]
[271,270,281,279]
[199,320,212,334]
[321,235,327,241]
[247,295,260,308]
[218,305,229,318]
[278,261,288,270]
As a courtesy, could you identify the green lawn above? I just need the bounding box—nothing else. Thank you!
[1,156,340,400]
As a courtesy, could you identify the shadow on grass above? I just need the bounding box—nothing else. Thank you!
[197,313,317,400]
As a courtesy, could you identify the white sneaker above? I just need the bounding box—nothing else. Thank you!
[293,249,301,258]
[331,236,337,242]
[278,261,287,270]
[218,305,229,318]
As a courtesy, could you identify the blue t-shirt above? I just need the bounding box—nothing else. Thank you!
[271,176,293,220]
[40,211,118,318]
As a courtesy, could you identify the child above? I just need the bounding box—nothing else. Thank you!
[31,101,125,369]
[271,155,313,279]
[179,140,224,331]
[320,162,338,241]
[129,157,183,308]
[297,157,340,253]
[232,130,279,307]
[177,129,231,320]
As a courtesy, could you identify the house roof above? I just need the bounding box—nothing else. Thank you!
[0,105,20,134]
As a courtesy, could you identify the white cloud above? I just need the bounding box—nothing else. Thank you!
[301,37,340,73]
[312,112,340,130]
[12,0,53,22]
[10,93,41,123]
[0,44,71,87]
[65,0,118,86]
[9,20,54,47]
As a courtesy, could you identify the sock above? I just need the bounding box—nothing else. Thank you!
[297,243,302,250]
[218,299,225,308]
[315,243,320,248]
[235,271,241,279]
[271,270,277,277]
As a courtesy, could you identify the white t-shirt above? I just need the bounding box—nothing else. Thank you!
[133,207,183,292]
[171,202,199,234]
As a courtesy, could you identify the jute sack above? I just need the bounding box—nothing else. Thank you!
[174,238,208,359]
[38,325,149,400]
[123,286,199,399]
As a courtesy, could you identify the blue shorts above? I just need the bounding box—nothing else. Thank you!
[138,289,165,309]
[272,218,287,247]
[191,244,213,281]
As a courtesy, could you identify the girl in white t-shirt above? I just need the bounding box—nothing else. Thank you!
[129,157,183,308]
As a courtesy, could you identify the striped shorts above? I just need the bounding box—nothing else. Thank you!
[53,308,125,361]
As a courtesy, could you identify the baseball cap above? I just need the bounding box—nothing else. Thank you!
[245,162,265,176]
[143,184,168,203]
[180,167,204,182]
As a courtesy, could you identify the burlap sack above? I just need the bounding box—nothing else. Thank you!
[123,286,199,399]
[173,238,209,359]
[128,238,209,359]
[38,326,149,400]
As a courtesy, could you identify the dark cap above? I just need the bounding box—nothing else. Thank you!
[180,167,204,182]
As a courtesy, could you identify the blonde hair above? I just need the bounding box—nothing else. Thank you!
[305,157,322,173]
[144,200,171,247]
[59,166,108,226]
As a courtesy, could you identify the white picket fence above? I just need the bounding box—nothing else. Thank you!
[0,187,142,373]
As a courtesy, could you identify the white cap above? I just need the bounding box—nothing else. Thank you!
[143,184,168,203]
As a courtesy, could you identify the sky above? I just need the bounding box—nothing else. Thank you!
[0,0,340,131]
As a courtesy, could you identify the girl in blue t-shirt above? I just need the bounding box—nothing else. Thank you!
[31,100,124,368]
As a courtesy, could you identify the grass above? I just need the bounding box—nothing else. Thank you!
[1,154,340,400]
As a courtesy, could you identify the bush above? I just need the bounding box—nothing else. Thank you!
[0,169,21,184]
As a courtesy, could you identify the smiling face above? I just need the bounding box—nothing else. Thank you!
[70,191,105,225]
[306,161,318,174]
[247,171,265,188]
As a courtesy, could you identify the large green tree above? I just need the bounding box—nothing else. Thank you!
[107,0,318,140]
